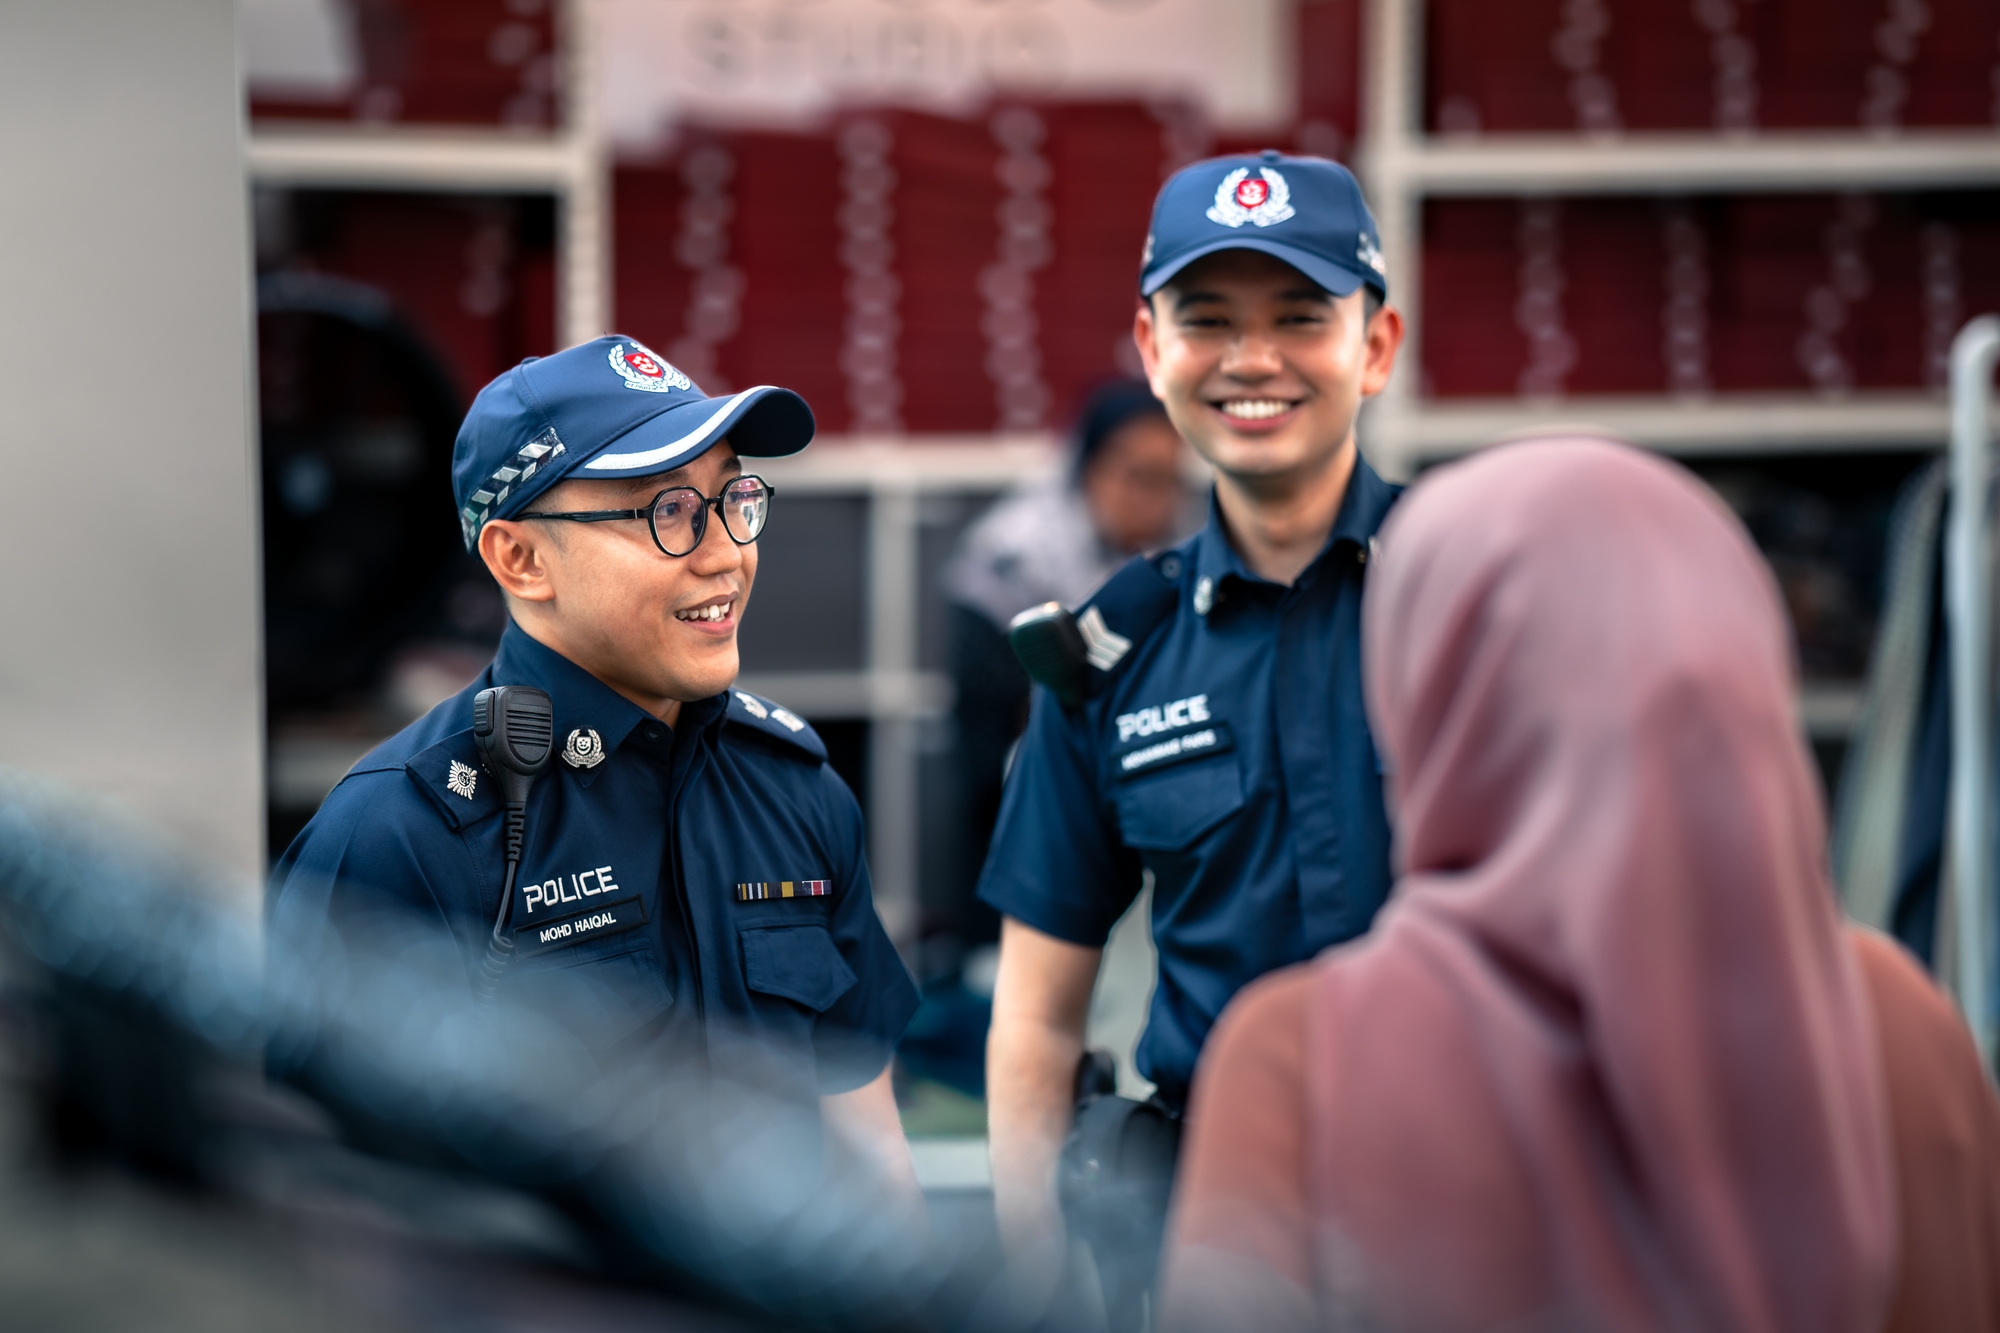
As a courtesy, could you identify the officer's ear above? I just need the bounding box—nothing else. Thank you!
[1133,295,1167,402]
[1357,299,1405,400]
[478,518,558,605]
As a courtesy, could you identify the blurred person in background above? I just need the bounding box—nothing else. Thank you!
[267,337,920,1197]
[942,380,1188,969]
[978,151,1404,1323]
[1162,438,2000,1333]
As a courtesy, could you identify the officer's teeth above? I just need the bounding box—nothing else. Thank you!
[1221,400,1293,421]
[677,602,731,623]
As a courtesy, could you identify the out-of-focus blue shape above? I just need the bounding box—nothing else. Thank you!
[0,772,1083,1331]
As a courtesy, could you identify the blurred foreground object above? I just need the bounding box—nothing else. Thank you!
[0,774,1050,1331]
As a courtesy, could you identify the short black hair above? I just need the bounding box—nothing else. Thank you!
[1071,379,1169,481]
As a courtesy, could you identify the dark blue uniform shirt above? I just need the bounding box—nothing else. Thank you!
[269,624,918,1097]
[977,455,1400,1112]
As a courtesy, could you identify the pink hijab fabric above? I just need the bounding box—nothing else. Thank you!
[1310,439,1895,1332]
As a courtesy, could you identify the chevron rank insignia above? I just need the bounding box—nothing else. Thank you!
[736,880,831,902]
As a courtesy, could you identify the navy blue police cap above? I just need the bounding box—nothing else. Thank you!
[1139,150,1387,302]
[452,335,815,551]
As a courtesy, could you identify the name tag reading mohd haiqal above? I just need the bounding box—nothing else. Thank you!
[1113,721,1236,780]
[513,896,648,958]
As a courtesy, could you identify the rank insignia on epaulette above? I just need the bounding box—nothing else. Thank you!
[735,880,831,901]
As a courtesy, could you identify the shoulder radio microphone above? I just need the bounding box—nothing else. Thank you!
[1007,602,1090,708]
[471,685,555,1000]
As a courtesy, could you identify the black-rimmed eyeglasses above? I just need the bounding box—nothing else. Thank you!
[518,475,775,557]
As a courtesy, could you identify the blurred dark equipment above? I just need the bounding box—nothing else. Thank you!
[0,776,1044,1332]
[1057,1050,1180,1333]
[257,270,477,720]
[1005,604,1089,710]
[471,684,556,998]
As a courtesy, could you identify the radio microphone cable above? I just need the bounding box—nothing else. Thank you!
[470,685,555,1001]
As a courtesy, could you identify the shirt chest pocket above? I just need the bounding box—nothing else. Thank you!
[1112,757,1246,853]
[505,939,674,1045]
[739,923,858,1012]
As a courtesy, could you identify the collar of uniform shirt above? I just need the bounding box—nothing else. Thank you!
[1195,452,1400,599]
[494,621,726,759]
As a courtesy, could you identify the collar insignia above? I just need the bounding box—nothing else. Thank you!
[562,728,605,769]
[734,691,769,719]
[446,760,479,800]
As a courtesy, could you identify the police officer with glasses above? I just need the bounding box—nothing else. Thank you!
[268,336,920,1190]
[978,152,1407,1311]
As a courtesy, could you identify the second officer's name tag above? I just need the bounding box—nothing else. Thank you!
[1113,721,1235,780]
[514,895,647,958]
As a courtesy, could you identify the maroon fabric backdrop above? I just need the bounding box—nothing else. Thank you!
[1428,0,2000,134]
[270,192,557,406]
[1423,193,2000,398]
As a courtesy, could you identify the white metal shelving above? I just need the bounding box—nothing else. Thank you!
[1356,0,1997,480]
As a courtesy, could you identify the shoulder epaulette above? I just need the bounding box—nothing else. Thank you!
[724,689,829,763]
[1073,542,1192,700]
[400,730,502,830]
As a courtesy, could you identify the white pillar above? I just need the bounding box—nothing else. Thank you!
[1358,0,1422,480]
[0,0,265,899]
[867,484,922,948]
[559,0,610,347]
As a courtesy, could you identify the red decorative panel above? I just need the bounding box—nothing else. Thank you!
[271,192,558,403]
[615,102,1181,437]
[883,110,1006,433]
[251,0,559,129]
[1422,192,2000,398]
[1427,0,2000,134]
[1297,0,1363,156]
[613,132,847,424]
[1032,102,1174,428]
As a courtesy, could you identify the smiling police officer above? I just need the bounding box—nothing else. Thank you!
[980,153,1406,1307]
[268,336,920,1182]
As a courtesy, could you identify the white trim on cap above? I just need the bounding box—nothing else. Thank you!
[582,386,781,471]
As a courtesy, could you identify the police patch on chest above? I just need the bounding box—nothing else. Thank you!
[513,895,648,958]
[522,864,624,917]
[1112,720,1236,781]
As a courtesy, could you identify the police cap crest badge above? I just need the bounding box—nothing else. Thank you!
[1206,167,1295,229]
[608,341,693,393]
[563,728,606,769]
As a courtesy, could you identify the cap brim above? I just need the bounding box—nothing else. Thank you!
[1141,237,1378,300]
[575,385,816,479]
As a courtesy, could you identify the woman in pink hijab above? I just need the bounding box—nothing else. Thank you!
[1157,438,1908,1333]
